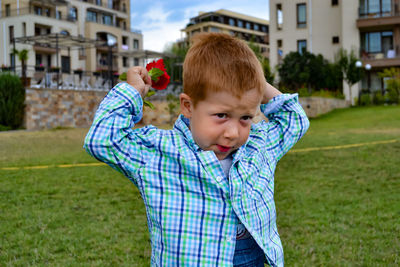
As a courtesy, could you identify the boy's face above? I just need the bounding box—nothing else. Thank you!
[180,89,261,160]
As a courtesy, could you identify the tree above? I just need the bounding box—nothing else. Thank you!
[335,48,363,104]
[12,48,29,85]
[163,42,188,83]
[0,73,25,129]
[278,50,342,93]
[248,38,274,84]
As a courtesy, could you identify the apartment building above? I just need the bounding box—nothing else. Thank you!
[0,0,143,79]
[181,9,269,58]
[269,0,400,103]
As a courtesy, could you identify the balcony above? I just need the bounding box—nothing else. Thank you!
[360,48,400,68]
[357,2,400,29]
[0,7,76,22]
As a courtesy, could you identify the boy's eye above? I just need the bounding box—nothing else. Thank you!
[215,113,227,119]
[241,115,253,121]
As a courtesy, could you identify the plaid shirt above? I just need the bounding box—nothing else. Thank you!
[84,83,309,267]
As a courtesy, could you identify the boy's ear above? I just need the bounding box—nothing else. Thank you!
[180,93,193,118]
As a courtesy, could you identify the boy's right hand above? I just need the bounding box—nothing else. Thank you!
[127,66,152,98]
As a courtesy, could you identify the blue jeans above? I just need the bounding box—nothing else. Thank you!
[233,236,266,267]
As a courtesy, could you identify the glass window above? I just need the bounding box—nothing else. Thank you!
[276,4,283,30]
[332,0,339,5]
[9,26,14,43]
[237,20,243,27]
[297,3,307,28]
[87,10,97,22]
[123,57,128,67]
[297,40,307,54]
[34,6,42,16]
[103,14,112,25]
[69,7,77,21]
[254,24,259,31]
[210,27,220,32]
[229,18,235,26]
[360,0,391,17]
[133,39,139,49]
[134,58,139,66]
[5,4,10,16]
[362,31,393,54]
[246,22,251,30]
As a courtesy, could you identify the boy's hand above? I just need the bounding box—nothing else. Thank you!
[261,82,282,104]
[127,66,152,98]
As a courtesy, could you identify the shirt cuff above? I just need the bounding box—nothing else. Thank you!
[111,82,144,123]
[260,93,298,116]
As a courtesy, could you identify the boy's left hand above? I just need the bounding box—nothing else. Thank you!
[261,82,282,104]
[127,66,152,98]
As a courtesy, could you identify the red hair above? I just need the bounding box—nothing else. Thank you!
[183,33,265,105]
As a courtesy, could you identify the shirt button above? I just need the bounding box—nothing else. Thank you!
[216,176,224,182]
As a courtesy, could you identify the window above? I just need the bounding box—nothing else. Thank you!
[123,57,128,67]
[5,4,10,16]
[277,39,282,47]
[10,54,15,68]
[246,22,251,30]
[332,36,340,44]
[61,56,70,73]
[297,40,307,54]
[87,10,97,22]
[9,26,14,43]
[361,31,393,55]
[276,4,283,30]
[103,14,112,25]
[57,11,62,19]
[210,27,220,32]
[332,0,339,6]
[237,20,243,28]
[134,58,139,66]
[133,39,139,49]
[254,24,259,31]
[34,6,42,16]
[23,22,26,37]
[229,18,235,26]
[297,3,307,28]
[359,0,391,18]
[35,54,42,66]
[45,8,50,17]
[35,27,41,36]
[69,7,77,21]
[96,0,102,5]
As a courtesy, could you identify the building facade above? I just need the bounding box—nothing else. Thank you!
[269,0,400,103]
[181,9,269,58]
[0,0,143,81]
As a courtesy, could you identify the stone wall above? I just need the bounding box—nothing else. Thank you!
[299,97,350,118]
[24,88,350,130]
[24,88,108,130]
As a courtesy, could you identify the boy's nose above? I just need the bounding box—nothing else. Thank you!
[223,123,239,140]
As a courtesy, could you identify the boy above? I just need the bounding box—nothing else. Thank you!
[84,33,309,266]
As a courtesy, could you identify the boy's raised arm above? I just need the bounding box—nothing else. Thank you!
[83,67,156,185]
[258,82,310,164]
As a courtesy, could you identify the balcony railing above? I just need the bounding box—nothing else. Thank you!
[0,7,76,22]
[360,48,400,60]
[359,2,399,18]
[79,0,127,13]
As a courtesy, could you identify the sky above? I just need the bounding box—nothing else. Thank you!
[130,0,270,52]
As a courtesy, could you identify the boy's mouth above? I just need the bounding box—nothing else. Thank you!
[216,144,231,153]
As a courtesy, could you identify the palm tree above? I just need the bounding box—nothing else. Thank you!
[12,49,29,84]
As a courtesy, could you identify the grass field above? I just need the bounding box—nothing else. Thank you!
[0,106,399,266]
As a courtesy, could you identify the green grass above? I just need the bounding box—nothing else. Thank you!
[1,106,399,266]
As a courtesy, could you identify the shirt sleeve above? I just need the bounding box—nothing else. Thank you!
[258,93,310,164]
[83,82,158,185]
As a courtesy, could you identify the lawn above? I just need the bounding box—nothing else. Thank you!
[0,106,399,266]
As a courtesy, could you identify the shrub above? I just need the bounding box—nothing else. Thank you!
[0,73,25,129]
[359,93,372,106]
[372,91,386,105]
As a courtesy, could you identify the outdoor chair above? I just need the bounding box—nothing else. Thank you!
[61,74,76,90]
[79,75,92,90]
[31,75,46,89]
[93,77,105,90]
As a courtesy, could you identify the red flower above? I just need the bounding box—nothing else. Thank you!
[146,59,170,90]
